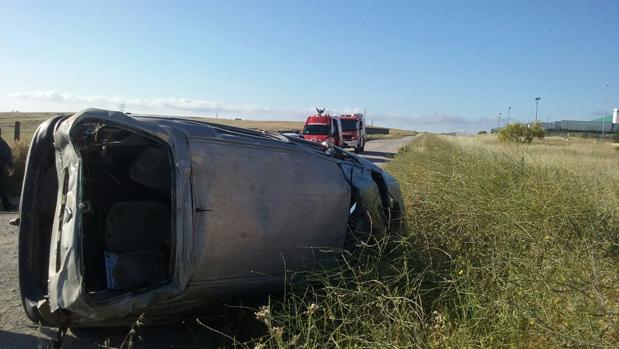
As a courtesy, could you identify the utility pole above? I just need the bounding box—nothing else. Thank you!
[534,97,541,121]
[497,112,502,131]
[507,106,511,124]
[602,83,609,140]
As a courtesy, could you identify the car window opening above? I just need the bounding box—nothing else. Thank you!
[75,123,174,301]
[340,119,358,131]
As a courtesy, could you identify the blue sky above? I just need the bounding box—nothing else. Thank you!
[1,0,618,132]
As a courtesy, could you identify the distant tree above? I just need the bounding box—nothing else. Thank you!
[498,122,545,143]
[478,130,488,135]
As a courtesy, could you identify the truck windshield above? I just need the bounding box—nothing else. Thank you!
[340,119,358,131]
[303,125,331,135]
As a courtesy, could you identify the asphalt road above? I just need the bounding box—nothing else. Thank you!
[360,136,415,167]
[0,135,415,349]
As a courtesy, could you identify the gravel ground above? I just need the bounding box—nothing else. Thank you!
[0,211,58,348]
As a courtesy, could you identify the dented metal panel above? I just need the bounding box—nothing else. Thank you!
[189,138,350,284]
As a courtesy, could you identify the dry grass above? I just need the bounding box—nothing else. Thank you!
[0,112,59,142]
[184,116,305,132]
[471,135,619,191]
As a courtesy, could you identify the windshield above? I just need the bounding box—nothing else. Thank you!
[303,124,331,135]
[340,119,358,131]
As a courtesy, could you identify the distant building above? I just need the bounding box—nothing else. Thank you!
[490,108,619,134]
[541,120,616,133]
[490,109,619,134]
[541,110,618,134]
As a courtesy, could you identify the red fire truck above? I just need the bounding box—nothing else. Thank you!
[302,108,343,147]
[338,113,365,153]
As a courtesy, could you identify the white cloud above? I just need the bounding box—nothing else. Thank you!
[6,90,307,118]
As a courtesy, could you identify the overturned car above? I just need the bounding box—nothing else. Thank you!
[19,109,403,327]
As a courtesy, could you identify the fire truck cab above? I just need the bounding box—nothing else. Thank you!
[302,109,343,147]
[339,113,365,153]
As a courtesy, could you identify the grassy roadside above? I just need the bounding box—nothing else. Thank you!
[247,135,618,348]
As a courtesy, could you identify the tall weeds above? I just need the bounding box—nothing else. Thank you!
[251,135,618,348]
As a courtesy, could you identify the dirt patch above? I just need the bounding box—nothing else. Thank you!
[0,212,54,347]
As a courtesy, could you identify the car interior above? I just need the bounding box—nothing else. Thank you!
[73,122,174,300]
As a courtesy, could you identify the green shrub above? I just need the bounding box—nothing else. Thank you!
[498,122,545,143]
[477,130,487,135]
